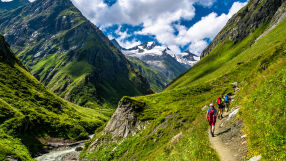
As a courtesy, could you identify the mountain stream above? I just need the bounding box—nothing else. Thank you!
[35,135,94,161]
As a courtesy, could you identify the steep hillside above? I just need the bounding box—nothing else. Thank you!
[0,0,29,13]
[82,0,286,160]
[0,0,152,108]
[201,0,284,58]
[0,34,110,160]
[127,56,170,92]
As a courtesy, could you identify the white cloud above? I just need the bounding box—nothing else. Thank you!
[1,0,36,3]
[188,40,209,55]
[71,0,210,26]
[119,39,142,49]
[71,0,247,55]
[111,26,142,48]
[183,1,247,54]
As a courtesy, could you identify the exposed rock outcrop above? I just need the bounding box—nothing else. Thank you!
[256,1,286,41]
[268,1,286,27]
[103,97,146,138]
[87,97,147,152]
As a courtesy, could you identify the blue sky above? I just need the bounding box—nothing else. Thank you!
[71,0,248,55]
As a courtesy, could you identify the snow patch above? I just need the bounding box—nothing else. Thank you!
[147,42,154,47]
[248,155,262,161]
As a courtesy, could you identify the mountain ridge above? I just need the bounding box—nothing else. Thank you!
[111,39,200,92]
[0,0,153,108]
[112,39,200,80]
[201,0,284,58]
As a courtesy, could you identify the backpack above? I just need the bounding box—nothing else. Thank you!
[208,108,216,122]
[225,95,229,102]
[217,97,222,105]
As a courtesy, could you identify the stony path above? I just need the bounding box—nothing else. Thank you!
[208,105,249,161]
[209,111,238,161]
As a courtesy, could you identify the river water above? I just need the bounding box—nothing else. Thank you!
[35,135,94,161]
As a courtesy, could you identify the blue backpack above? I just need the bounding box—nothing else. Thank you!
[225,95,229,102]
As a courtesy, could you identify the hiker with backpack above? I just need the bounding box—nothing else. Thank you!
[221,96,225,105]
[217,97,223,119]
[206,104,217,137]
[224,94,230,112]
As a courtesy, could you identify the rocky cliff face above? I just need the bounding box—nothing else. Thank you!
[256,1,286,41]
[102,97,146,138]
[86,97,147,153]
[0,0,152,107]
[201,0,284,58]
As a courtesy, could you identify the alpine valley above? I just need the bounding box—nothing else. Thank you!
[0,0,286,160]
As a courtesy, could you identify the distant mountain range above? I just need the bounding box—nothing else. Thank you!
[121,41,200,69]
[0,0,152,108]
[111,39,200,91]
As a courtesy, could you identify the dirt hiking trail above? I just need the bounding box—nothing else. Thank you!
[208,108,248,161]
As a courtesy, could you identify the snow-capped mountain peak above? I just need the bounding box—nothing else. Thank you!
[124,42,167,58]
[174,51,200,67]
[111,40,200,67]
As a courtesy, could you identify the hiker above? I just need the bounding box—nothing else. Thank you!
[221,96,225,108]
[217,97,223,119]
[206,104,217,137]
[224,94,230,112]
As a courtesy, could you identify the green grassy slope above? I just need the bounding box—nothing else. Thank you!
[0,35,111,160]
[83,3,286,161]
[127,56,170,92]
[0,0,152,108]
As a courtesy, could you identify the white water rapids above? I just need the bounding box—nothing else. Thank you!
[35,134,94,161]
[35,147,80,161]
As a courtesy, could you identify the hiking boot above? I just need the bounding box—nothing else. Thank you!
[211,132,214,137]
